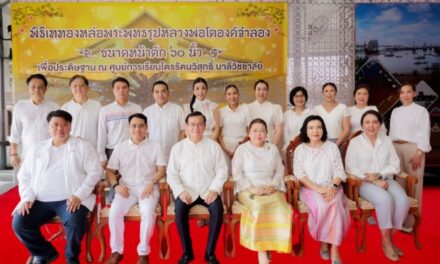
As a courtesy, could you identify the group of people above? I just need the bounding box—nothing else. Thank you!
[9,73,430,264]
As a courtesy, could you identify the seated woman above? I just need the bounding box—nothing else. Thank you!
[345,110,409,261]
[293,115,350,264]
[232,118,292,264]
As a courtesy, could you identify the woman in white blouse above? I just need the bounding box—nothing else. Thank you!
[232,118,292,264]
[247,80,283,146]
[347,84,381,134]
[389,83,431,211]
[283,86,313,151]
[183,77,220,140]
[346,110,409,261]
[314,82,350,146]
[293,115,350,264]
[218,84,249,162]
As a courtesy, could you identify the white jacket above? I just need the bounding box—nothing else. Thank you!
[16,136,102,211]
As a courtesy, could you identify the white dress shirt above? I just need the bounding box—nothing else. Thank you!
[232,141,285,193]
[9,99,59,157]
[219,104,250,152]
[389,102,431,153]
[167,137,228,201]
[345,134,400,180]
[183,99,218,138]
[143,102,185,161]
[314,104,349,139]
[97,101,142,161]
[16,137,102,211]
[283,108,313,150]
[293,141,346,186]
[247,100,284,142]
[62,98,102,147]
[107,138,166,187]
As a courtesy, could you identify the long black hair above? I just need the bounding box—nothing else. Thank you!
[189,77,208,113]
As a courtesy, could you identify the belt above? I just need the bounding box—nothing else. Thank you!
[393,140,410,144]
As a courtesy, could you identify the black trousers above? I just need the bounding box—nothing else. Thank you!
[175,195,223,258]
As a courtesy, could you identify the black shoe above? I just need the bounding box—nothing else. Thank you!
[67,257,80,264]
[177,254,194,264]
[205,255,219,264]
[31,250,59,264]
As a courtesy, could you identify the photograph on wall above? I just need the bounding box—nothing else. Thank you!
[355,3,440,166]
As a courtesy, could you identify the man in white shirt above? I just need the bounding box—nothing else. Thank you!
[97,77,142,167]
[167,111,228,264]
[105,113,166,264]
[9,74,59,166]
[12,110,102,264]
[143,80,185,161]
[61,75,101,147]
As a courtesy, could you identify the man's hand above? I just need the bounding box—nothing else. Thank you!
[66,195,81,213]
[179,191,192,205]
[141,181,154,199]
[115,184,129,198]
[409,152,423,171]
[11,155,21,167]
[17,201,33,216]
[204,191,218,204]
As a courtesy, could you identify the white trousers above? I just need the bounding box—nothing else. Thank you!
[109,185,159,256]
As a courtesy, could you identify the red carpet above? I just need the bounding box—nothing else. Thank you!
[1,187,439,263]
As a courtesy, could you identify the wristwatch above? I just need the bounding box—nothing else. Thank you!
[332,183,339,188]
[377,173,383,180]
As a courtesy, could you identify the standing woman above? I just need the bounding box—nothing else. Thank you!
[218,84,250,161]
[283,86,313,151]
[293,115,350,264]
[183,77,220,140]
[247,80,283,146]
[314,82,350,146]
[232,118,292,264]
[347,84,384,134]
[389,83,431,210]
[346,110,409,261]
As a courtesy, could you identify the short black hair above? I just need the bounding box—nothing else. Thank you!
[69,75,89,86]
[225,84,239,94]
[322,82,337,93]
[400,82,416,92]
[353,83,370,97]
[47,110,72,123]
[361,109,383,126]
[185,111,206,125]
[289,86,308,106]
[299,115,328,143]
[249,118,267,131]
[152,80,169,92]
[128,113,147,125]
[27,74,48,87]
[254,79,269,90]
[112,77,130,88]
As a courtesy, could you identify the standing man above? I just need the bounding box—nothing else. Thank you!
[167,111,228,264]
[9,74,59,166]
[12,110,102,264]
[97,77,141,166]
[62,75,101,147]
[105,113,166,264]
[143,80,185,161]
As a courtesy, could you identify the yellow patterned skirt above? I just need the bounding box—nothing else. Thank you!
[237,191,292,253]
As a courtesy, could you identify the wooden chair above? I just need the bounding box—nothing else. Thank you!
[285,135,360,256]
[341,130,422,253]
[224,138,296,257]
[160,182,231,259]
[93,180,166,262]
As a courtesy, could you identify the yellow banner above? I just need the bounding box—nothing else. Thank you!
[12,2,287,107]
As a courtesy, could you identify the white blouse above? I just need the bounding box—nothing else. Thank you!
[293,141,346,186]
[347,105,378,134]
[232,141,285,193]
[283,108,313,150]
[183,99,218,137]
[247,100,283,142]
[345,134,400,180]
[219,104,250,152]
[389,102,431,153]
[314,104,349,139]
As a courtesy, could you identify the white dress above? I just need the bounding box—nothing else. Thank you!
[183,99,218,138]
[314,104,349,140]
[347,105,378,134]
[219,104,250,153]
[283,108,313,150]
[247,100,283,142]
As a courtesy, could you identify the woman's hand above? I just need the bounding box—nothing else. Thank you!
[364,173,378,182]
[374,179,388,190]
[248,186,266,196]
[322,187,337,202]
[263,186,276,195]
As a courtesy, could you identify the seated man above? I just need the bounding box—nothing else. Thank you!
[167,111,228,264]
[12,110,102,264]
[106,113,166,264]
